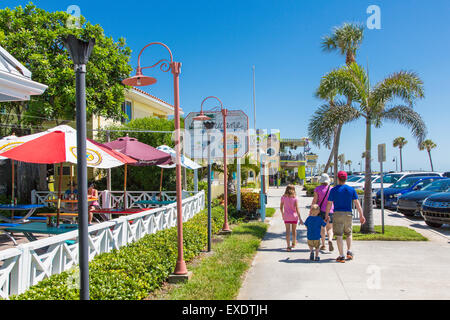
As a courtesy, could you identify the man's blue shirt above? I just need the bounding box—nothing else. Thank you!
[328,184,358,213]
[304,216,327,240]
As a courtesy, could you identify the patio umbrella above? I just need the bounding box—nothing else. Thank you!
[0,125,136,225]
[156,145,202,194]
[104,136,172,208]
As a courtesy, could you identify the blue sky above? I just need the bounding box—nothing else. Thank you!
[3,0,450,172]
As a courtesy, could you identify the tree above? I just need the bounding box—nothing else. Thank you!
[317,62,427,233]
[345,160,352,172]
[338,154,346,171]
[319,23,364,182]
[393,137,408,171]
[0,3,132,136]
[419,139,436,171]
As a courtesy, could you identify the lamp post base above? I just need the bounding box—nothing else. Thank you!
[219,229,232,235]
[168,271,192,284]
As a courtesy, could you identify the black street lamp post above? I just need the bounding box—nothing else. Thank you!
[63,35,95,300]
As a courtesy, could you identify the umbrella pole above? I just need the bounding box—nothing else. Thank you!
[123,163,127,209]
[11,160,15,220]
[57,163,63,227]
[159,168,164,200]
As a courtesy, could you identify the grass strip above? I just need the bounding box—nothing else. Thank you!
[162,221,268,300]
[265,207,276,217]
[349,225,428,241]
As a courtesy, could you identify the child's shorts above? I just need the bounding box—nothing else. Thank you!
[307,240,321,249]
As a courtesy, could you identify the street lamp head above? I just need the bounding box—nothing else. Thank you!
[122,67,157,87]
[63,35,95,65]
[193,111,211,122]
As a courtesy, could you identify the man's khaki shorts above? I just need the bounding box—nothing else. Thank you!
[307,240,321,249]
[333,211,353,237]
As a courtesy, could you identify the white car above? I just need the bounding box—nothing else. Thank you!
[347,175,379,190]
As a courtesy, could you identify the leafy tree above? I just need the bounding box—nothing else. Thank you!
[419,139,437,171]
[393,137,408,171]
[0,2,132,136]
[345,160,352,172]
[317,62,427,233]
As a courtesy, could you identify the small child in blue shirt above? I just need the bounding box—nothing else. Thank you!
[304,204,327,261]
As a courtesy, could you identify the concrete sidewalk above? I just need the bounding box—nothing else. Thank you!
[238,186,450,300]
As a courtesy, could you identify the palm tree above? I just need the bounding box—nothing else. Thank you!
[393,137,408,171]
[319,23,365,182]
[419,139,437,171]
[338,154,346,171]
[345,160,352,172]
[317,63,427,233]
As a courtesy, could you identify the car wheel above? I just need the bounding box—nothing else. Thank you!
[425,221,443,228]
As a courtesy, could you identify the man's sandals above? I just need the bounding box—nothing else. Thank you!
[336,251,354,263]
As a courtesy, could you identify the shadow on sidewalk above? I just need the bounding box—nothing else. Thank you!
[278,257,336,264]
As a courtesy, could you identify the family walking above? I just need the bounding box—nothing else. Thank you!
[280,171,366,262]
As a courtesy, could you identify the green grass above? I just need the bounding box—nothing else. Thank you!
[348,225,428,241]
[265,207,276,218]
[159,221,268,300]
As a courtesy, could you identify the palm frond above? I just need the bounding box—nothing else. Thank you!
[382,105,427,146]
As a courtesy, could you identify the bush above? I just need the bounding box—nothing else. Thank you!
[10,205,226,300]
[303,183,320,197]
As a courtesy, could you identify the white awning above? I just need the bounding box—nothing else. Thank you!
[0,45,47,101]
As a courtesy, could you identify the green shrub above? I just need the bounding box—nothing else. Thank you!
[10,205,226,300]
[303,183,320,197]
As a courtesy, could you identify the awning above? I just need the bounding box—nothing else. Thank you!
[0,45,47,101]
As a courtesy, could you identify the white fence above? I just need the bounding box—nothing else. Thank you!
[31,190,196,209]
[0,191,205,299]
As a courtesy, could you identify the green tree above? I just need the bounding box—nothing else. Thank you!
[317,62,427,233]
[318,23,364,181]
[345,160,352,172]
[419,139,437,171]
[0,2,132,136]
[393,137,408,171]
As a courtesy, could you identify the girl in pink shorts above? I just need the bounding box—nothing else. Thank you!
[280,185,304,251]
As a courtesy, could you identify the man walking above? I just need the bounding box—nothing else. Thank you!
[325,171,365,263]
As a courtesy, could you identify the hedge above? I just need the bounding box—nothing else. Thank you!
[10,205,234,300]
[303,183,320,197]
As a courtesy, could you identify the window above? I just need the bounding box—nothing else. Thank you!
[121,101,132,123]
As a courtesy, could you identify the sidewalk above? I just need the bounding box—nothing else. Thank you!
[237,186,450,300]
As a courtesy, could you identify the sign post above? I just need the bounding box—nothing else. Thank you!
[378,143,386,234]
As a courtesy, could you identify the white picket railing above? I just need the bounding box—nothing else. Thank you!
[0,190,205,299]
[31,190,196,209]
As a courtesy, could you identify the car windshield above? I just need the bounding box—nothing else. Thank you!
[390,177,421,189]
[347,176,363,182]
[422,179,450,192]
[373,174,402,184]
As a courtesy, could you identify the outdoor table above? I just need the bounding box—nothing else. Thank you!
[0,204,45,223]
[4,222,78,242]
[134,200,175,208]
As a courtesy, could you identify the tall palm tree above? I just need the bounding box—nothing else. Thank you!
[319,23,364,182]
[393,137,408,171]
[338,154,346,171]
[345,160,352,172]
[317,63,427,233]
[419,139,437,171]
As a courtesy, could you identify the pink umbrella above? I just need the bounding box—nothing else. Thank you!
[104,136,172,208]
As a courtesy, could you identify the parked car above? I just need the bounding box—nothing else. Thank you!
[397,178,450,216]
[371,172,443,205]
[375,176,445,210]
[347,175,379,190]
[421,192,450,228]
[443,172,450,178]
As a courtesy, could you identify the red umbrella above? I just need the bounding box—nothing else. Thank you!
[0,125,137,225]
[104,136,172,208]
